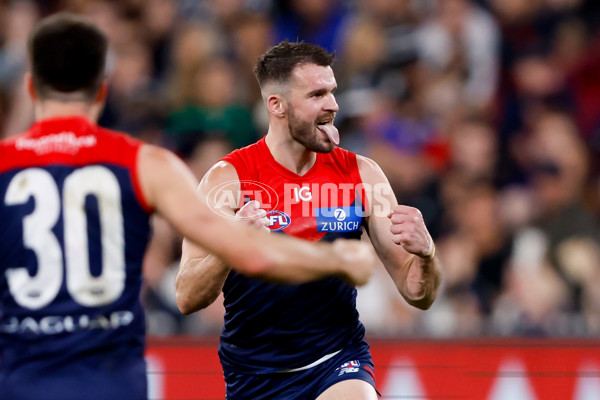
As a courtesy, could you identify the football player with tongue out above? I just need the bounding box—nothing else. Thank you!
[176,41,442,400]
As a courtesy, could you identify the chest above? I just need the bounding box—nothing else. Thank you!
[240,169,365,241]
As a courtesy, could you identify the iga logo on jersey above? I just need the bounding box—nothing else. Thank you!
[267,210,291,231]
[336,360,360,376]
[316,206,361,232]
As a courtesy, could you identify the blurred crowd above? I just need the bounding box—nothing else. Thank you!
[2,0,600,338]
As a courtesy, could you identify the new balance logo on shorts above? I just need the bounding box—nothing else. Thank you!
[336,360,360,376]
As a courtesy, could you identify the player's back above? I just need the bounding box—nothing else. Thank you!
[0,116,152,400]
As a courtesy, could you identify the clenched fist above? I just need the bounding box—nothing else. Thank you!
[236,200,270,232]
[388,205,434,258]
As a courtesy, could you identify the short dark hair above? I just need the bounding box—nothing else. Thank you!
[254,41,335,87]
[28,12,108,100]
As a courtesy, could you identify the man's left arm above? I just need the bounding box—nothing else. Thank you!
[358,155,441,310]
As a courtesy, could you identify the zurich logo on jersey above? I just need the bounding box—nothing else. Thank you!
[267,210,291,231]
[316,206,362,232]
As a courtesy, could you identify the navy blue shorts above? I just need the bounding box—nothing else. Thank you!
[224,342,377,400]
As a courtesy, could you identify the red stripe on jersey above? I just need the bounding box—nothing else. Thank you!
[130,147,152,214]
[0,116,152,213]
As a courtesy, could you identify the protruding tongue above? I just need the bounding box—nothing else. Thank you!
[317,124,340,146]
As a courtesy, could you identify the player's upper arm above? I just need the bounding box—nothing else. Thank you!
[357,155,410,273]
[136,144,217,241]
[180,161,240,262]
[138,144,193,213]
[357,155,397,228]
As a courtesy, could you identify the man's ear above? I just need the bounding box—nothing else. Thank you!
[267,94,287,118]
[26,73,38,100]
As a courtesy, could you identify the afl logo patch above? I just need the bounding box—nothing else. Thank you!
[267,210,291,231]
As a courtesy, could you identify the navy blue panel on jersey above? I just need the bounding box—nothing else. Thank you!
[219,202,366,374]
[220,272,365,373]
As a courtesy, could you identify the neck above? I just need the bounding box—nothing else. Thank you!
[265,122,317,176]
[34,99,101,123]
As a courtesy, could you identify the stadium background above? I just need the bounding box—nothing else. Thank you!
[2,0,600,398]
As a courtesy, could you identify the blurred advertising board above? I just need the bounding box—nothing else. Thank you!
[146,338,600,400]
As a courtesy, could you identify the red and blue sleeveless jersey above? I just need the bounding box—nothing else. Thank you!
[218,137,369,373]
[0,117,151,396]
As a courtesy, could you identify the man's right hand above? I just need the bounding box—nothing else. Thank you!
[332,240,376,287]
[236,200,270,231]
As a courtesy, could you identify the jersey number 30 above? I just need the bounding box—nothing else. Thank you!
[4,167,125,310]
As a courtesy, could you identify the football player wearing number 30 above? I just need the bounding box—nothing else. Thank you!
[0,14,376,400]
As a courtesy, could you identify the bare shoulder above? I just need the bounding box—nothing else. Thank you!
[201,161,239,187]
[139,143,185,172]
[197,160,241,216]
[356,154,396,218]
[356,154,388,185]
[137,144,197,210]
[356,154,379,169]
[138,144,196,187]
[198,160,239,195]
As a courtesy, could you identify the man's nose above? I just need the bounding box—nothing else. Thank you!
[324,93,339,112]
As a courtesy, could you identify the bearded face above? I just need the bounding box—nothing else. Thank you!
[287,103,336,153]
[275,63,340,152]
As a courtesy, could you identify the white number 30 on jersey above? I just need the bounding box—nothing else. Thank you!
[4,167,125,310]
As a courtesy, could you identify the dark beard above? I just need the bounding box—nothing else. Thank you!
[287,106,335,153]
